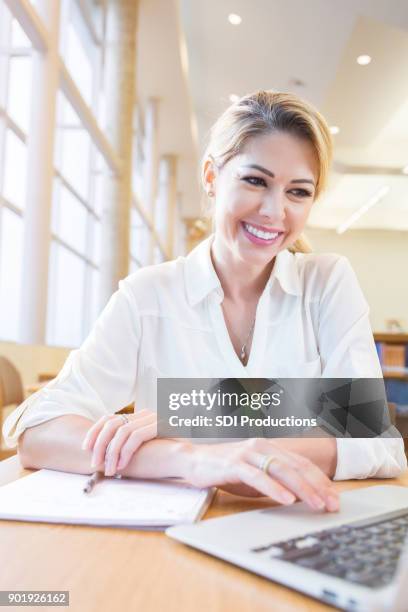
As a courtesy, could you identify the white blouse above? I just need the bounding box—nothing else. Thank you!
[3,234,406,480]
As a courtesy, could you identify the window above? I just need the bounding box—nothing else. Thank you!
[0,207,23,340]
[59,0,98,109]
[153,243,166,265]
[0,0,184,351]
[0,3,33,341]
[47,93,104,346]
[129,205,152,270]
[44,2,110,347]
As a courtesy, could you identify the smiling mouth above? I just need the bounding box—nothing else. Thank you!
[241,221,284,242]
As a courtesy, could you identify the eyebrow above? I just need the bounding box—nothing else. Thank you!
[240,164,316,187]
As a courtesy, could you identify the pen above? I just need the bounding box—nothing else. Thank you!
[83,471,103,494]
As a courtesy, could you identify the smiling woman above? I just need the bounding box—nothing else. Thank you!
[3,90,406,513]
[201,91,332,255]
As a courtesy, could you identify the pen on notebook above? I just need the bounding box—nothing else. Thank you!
[83,471,103,494]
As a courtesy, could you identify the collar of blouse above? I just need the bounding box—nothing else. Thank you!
[183,233,303,307]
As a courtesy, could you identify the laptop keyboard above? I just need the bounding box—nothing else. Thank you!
[251,507,408,589]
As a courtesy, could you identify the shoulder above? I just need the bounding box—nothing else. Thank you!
[119,258,185,310]
[294,250,347,276]
[291,251,358,298]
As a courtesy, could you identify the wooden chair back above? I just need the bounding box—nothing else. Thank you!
[0,357,24,460]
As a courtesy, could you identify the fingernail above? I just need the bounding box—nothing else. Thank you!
[81,439,88,450]
[327,495,339,512]
[281,492,296,505]
[311,495,326,510]
[105,458,114,476]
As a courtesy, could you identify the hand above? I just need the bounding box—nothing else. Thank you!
[185,438,340,512]
[81,410,158,476]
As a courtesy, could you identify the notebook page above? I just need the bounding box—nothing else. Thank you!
[0,469,214,528]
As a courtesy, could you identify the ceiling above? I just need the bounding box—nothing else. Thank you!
[137,0,408,231]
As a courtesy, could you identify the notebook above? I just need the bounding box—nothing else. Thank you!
[0,469,215,530]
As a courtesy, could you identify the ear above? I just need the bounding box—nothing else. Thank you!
[202,157,218,195]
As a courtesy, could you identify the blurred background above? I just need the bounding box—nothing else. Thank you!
[0,0,408,456]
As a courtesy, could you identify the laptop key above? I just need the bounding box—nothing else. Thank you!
[295,554,331,569]
[294,536,320,549]
[346,560,365,572]
[251,543,284,554]
[281,545,323,562]
[321,563,347,578]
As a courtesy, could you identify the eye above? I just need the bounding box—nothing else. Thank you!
[242,176,267,187]
[288,188,313,198]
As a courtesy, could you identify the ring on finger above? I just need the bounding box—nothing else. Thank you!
[117,414,130,425]
[259,454,279,474]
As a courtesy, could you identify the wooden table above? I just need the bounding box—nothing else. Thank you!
[1,456,407,612]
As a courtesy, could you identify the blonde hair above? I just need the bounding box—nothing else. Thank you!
[201,90,333,253]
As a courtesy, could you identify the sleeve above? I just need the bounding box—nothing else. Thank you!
[2,277,141,450]
[317,256,407,480]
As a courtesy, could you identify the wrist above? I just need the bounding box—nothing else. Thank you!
[172,440,197,480]
[115,438,198,480]
[270,437,337,477]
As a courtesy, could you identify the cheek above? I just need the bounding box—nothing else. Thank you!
[287,203,312,228]
[218,194,250,224]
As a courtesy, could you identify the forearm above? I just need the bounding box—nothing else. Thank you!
[18,415,96,473]
[18,415,194,479]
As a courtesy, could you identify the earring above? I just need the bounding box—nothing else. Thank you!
[208,190,214,198]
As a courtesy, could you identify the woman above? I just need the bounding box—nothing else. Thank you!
[3,91,406,513]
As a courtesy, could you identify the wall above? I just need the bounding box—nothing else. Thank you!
[306,228,408,332]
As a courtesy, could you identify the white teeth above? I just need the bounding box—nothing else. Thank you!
[244,223,279,240]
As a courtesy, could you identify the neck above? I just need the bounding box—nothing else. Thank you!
[210,235,275,302]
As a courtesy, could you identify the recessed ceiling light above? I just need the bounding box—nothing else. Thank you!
[229,94,239,103]
[228,13,242,25]
[402,165,408,175]
[356,54,372,66]
[329,126,340,135]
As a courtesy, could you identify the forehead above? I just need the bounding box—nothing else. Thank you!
[231,131,318,180]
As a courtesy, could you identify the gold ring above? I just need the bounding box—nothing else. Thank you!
[259,454,278,474]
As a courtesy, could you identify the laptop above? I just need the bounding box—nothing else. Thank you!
[166,485,408,611]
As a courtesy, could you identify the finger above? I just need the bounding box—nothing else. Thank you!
[91,418,126,468]
[117,422,158,471]
[233,461,296,505]
[250,440,340,511]
[252,454,329,511]
[82,415,113,451]
[103,424,133,476]
[132,409,156,420]
[275,449,340,512]
[130,412,157,425]
[84,410,155,450]
[277,450,339,512]
[105,417,157,476]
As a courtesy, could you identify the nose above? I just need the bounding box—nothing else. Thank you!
[258,188,286,221]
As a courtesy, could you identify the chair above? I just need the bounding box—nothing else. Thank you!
[0,356,24,461]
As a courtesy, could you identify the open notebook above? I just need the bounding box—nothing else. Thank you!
[0,469,215,530]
